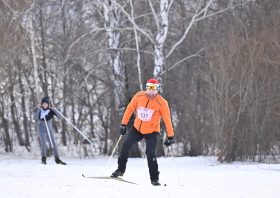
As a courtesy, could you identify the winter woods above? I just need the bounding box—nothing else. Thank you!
[0,0,280,163]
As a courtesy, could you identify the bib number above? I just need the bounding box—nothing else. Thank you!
[138,106,154,121]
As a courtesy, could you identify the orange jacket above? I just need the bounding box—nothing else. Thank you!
[121,91,174,137]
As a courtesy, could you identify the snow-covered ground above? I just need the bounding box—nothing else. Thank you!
[0,155,279,198]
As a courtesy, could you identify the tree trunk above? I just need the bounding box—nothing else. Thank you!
[0,101,12,152]
[153,0,169,86]
[9,85,25,146]
[61,4,68,146]
[103,125,109,155]
[103,1,127,110]
[18,66,30,150]
[62,73,67,146]
[29,11,40,101]
[39,2,49,96]
[153,0,169,157]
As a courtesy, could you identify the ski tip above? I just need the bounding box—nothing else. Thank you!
[82,174,85,177]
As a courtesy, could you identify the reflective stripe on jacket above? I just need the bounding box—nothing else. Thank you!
[121,91,174,137]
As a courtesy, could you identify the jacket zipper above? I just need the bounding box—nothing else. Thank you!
[139,99,150,132]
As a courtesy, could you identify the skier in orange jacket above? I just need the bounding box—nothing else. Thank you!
[111,78,174,186]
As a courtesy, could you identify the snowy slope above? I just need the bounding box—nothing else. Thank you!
[0,156,279,198]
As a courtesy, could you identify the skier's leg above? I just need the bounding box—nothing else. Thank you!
[38,123,48,164]
[48,128,60,158]
[117,126,143,172]
[46,127,66,164]
[144,132,159,182]
[37,125,47,158]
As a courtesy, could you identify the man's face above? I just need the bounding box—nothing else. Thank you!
[146,88,158,98]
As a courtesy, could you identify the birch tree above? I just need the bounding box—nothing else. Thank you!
[102,0,127,109]
[150,0,170,86]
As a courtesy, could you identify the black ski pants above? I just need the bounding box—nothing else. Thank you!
[118,126,159,181]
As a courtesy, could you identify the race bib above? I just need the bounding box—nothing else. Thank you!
[138,106,154,121]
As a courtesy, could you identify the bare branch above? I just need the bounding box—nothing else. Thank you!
[111,0,156,45]
[53,0,65,16]
[195,0,252,22]
[196,0,214,17]
[165,0,252,59]
[121,12,153,25]
[167,47,206,72]
[85,47,155,58]
[148,0,160,31]
[167,0,175,14]
[165,13,196,59]
[63,28,105,64]
[1,0,15,13]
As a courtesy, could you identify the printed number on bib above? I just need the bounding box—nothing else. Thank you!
[138,106,154,121]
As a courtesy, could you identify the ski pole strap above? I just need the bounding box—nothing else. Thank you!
[54,108,94,146]
[41,108,54,148]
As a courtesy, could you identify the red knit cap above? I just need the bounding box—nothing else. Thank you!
[147,78,159,85]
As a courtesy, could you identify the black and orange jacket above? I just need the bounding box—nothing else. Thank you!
[121,91,174,137]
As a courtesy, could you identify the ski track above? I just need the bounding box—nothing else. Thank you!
[0,156,279,198]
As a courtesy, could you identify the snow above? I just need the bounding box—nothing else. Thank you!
[1,156,279,198]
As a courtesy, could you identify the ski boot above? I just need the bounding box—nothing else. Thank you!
[55,157,67,165]
[111,169,124,178]
[42,157,47,165]
[151,180,161,186]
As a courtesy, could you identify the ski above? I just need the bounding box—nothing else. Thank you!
[82,174,138,185]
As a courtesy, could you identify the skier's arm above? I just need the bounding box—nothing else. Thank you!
[121,94,138,125]
[52,108,62,119]
[161,101,174,137]
[33,108,41,120]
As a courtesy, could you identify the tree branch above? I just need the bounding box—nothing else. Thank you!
[148,0,160,31]
[165,0,252,59]
[63,28,105,64]
[111,0,156,45]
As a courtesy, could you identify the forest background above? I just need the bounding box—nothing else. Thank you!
[1,0,280,163]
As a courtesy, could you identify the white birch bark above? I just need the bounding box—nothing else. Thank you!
[103,1,126,108]
[153,0,169,86]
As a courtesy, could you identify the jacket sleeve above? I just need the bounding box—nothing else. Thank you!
[52,108,62,119]
[121,93,138,125]
[33,108,41,120]
[161,101,174,137]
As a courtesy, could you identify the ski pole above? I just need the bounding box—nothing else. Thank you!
[100,135,122,179]
[168,146,183,186]
[54,107,94,146]
[41,108,54,148]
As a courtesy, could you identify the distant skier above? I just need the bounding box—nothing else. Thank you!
[33,96,66,165]
[111,78,174,186]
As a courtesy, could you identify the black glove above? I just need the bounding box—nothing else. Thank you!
[164,136,174,147]
[119,124,127,135]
